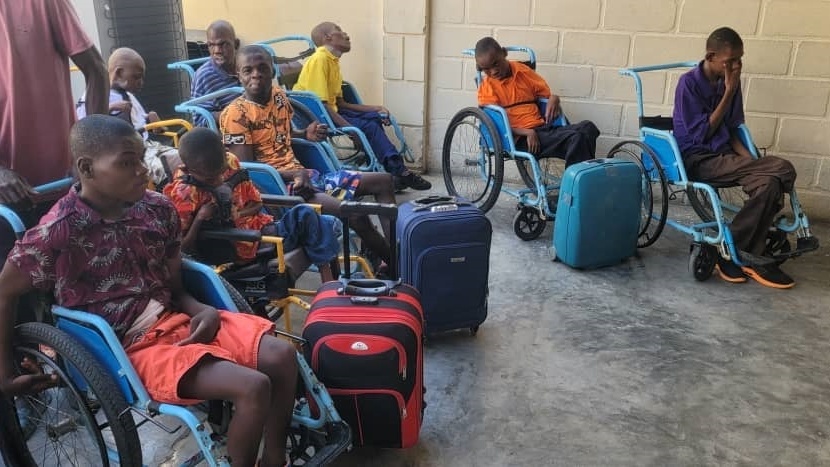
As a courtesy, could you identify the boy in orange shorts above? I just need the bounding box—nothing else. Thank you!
[0,115,297,467]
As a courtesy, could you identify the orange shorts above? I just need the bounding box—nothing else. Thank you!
[125,310,275,405]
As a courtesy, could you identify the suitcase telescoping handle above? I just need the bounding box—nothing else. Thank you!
[411,195,471,213]
[339,200,399,282]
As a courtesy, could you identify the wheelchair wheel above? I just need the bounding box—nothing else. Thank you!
[289,98,319,133]
[687,185,748,224]
[442,107,504,213]
[217,275,255,314]
[513,206,546,241]
[689,243,718,281]
[515,157,565,193]
[608,140,669,248]
[1,322,142,467]
[287,420,351,466]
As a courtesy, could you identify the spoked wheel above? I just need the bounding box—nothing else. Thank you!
[442,107,504,213]
[608,140,669,247]
[289,98,319,133]
[1,323,142,467]
[689,243,718,281]
[687,185,748,224]
[513,206,546,241]
[516,156,565,194]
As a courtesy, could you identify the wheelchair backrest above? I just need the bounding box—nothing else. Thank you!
[241,161,289,195]
[293,139,337,175]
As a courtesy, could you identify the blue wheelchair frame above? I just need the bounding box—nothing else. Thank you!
[1,180,349,467]
[443,46,569,239]
[618,61,815,268]
[167,35,316,82]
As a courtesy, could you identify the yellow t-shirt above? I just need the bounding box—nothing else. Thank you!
[219,87,303,171]
[294,46,344,112]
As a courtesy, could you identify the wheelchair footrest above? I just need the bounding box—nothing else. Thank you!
[298,421,352,467]
[771,235,820,261]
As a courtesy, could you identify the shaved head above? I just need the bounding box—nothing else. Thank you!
[311,22,338,46]
[108,47,144,75]
[207,19,236,39]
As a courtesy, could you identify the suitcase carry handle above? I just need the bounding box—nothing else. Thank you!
[411,196,471,213]
[337,278,401,297]
[339,201,399,279]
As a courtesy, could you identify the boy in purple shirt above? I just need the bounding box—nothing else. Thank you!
[673,27,797,289]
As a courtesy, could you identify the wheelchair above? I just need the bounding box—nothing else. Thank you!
[168,35,316,87]
[288,85,415,173]
[442,45,570,241]
[610,61,819,279]
[1,252,351,467]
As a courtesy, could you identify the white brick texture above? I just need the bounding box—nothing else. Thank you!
[534,0,601,29]
[562,33,631,67]
[604,0,678,33]
[468,0,531,26]
[679,0,761,34]
[794,42,830,79]
[494,29,559,63]
[746,79,830,117]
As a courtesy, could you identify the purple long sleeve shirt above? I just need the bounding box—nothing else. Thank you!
[672,61,744,158]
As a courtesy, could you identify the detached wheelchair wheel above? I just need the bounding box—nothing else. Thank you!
[1,323,142,467]
[608,140,669,248]
[442,107,504,213]
[513,206,546,241]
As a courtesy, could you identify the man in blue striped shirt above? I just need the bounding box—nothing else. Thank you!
[190,20,242,127]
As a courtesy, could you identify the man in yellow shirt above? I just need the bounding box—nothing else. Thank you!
[295,22,431,191]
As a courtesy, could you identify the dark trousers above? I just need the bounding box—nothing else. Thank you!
[515,120,600,167]
[339,108,405,176]
[685,152,796,255]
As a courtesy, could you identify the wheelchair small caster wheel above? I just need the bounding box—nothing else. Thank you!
[470,326,479,336]
[513,207,546,241]
[689,243,717,281]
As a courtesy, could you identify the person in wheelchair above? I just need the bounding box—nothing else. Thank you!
[190,20,304,128]
[77,47,183,190]
[673,27,804,289]
[221,45,398,273]
[473,37,600,167]
[164,127,342,283]
[0,116,299,467]
[294,22,432,191]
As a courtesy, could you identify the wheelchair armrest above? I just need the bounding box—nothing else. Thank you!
[260,194,306,207]
[199,228,262,243]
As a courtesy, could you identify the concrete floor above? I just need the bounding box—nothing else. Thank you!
[9,175,829,467]
[325,178,830,467]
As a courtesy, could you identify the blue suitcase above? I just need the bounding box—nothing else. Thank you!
[553,158,642,269]
[397,196,491,335]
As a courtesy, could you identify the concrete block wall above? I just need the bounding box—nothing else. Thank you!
[428,0,830,219]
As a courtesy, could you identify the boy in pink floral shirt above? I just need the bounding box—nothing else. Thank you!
[0,115,297,467]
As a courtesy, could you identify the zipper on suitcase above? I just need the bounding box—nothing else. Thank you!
[312,334,408,380]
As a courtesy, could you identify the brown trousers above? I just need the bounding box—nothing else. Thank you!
[685,152,796,255]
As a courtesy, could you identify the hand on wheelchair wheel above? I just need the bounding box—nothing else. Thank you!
[0,357,58,397]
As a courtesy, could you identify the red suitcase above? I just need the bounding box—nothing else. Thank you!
[303,201,425,448]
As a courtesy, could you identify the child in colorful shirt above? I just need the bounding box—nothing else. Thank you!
[164,128,342,282]
[0,115,297,467]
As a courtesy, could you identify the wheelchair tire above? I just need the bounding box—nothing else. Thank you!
[513,206,546,241]
[515,157,565,194]
[289,98,319,133]
[442,107,504,213]
[1,322,142,467]
[608,140,669,248]
[689,243,717,281]
[217,274,255,314]
[687,185,748,225]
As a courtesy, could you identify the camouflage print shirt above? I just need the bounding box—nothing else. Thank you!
[9,186,181,339]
